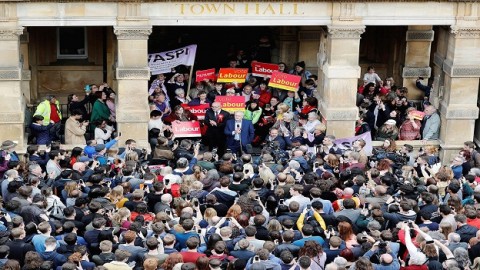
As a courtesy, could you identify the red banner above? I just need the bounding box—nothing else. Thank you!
[172,121,202,138]
[195,68,216,82]
[251,61,279,78]
[268,71,302,91]
[215,96,245,113]
[217,68,248,83]
[181,103,210,120]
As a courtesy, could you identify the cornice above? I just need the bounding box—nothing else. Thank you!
[327,25,365,39]
[451,26,480,39]
[113,26,152,40]
[0,28,24,40]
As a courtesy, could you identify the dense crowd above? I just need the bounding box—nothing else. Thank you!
[4,59,475,270]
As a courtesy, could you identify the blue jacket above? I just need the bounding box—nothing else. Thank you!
[84,139,118,158]
[224,119,255,148]
[30,123,53,145]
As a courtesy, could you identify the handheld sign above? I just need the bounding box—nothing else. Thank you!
[251,61,279,78]
[181,104,210,120]
[217,68,248,83]
[268,71,301,91]
[215,96,245,113]
[172,121,202,138]
[195,68,216,82]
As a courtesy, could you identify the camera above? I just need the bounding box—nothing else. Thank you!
[378,241,388,254]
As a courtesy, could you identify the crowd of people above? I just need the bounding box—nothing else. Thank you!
[4,58,476,270]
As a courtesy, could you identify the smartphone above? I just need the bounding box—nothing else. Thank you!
[165,210,171,215]
[162,220,167,224]
[165,179,170,185]
[254,256,260,262]
[226,217,231,221]
[245,169,250,174]
[194,200,199,207]
[186,194,191,200]
[197,228,202,234]
[118,132,122,137]
[85,84,90,91]
[364,202,369,209]
[265,104,271,109]
[306,204,311,210]
[279,199,284,204]
[255,195,259,200]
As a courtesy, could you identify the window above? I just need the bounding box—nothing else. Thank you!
[57,27,87,59]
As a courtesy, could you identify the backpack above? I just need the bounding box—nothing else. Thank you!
[47,199,64,220]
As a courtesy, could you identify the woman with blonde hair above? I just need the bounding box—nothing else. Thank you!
[267,219,282,232]
[109,186,128,208]
[202,208,218,226]
[424,145,440,165]
[259,165,275,185]
[275,103,290,120]
[112,207,132,229]
[439,222,454,240]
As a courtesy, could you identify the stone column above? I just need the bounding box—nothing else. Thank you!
[114,26,152,148]
[319,25,364,138]
[20,29,32,103]
[0,27,26,148]
[401,26,434,100]
[439,26,480,163]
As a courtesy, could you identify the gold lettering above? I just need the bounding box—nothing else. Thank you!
[255,3,260,15]
[263,4,276,15]
[293,3,298,15]
[244,3,250,14]
[205,4,221,13]
[190,4,204,15]
[279,3,284,15]
[224,3,235,13]
[180,3,185,15]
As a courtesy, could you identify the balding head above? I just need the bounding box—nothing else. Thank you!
[344,187,354,196]
[161,194,173,204]
[381,254,393,264]
[73,162,86,172]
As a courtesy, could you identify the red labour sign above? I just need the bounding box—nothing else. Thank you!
[172,121,202,138]
[251,61,279,78]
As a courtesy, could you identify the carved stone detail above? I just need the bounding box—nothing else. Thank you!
[443,60,480,77]
[441,104,479,119]
[327,25,365,39]
[451,26,480,38]
[0,28,23,41]
[339,2,355,21]
[406,30,434,41]
[402,67,431,78]
[0,68,21,80]
[114,26,152,40]
[116,67,150,80]
[21,70,31,80]
[433,52,444,68]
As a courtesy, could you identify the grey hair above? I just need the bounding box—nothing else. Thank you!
[408,253,427,265]
[5,169,17,178]
[28,163,41,173]
[308,112,318,119]
[454,247,470,269]
[470,167,480,177]
[175,88,185,95]
[448,232,461,243]
[206,169,220,180]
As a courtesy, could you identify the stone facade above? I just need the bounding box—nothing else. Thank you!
[0,1,478,161]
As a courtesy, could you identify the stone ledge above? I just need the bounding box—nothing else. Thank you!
[116,67,150,80]
[0,68,22,81]
[0,28,24,41]
[402,67,431,78]
[406,30,434,41]
[0,113,24,123]
[322,64,361,79]
[443,59,480,77]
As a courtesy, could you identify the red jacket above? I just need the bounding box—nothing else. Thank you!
[258,91,272,108]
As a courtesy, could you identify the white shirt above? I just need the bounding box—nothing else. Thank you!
[285,194,311,213]
[148,118,165,132]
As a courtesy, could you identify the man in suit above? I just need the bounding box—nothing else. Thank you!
[422,105,440,141]
[204,102,230,157]
[224,111,254,156]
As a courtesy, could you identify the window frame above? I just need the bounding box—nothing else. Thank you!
[56,26,88,60]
